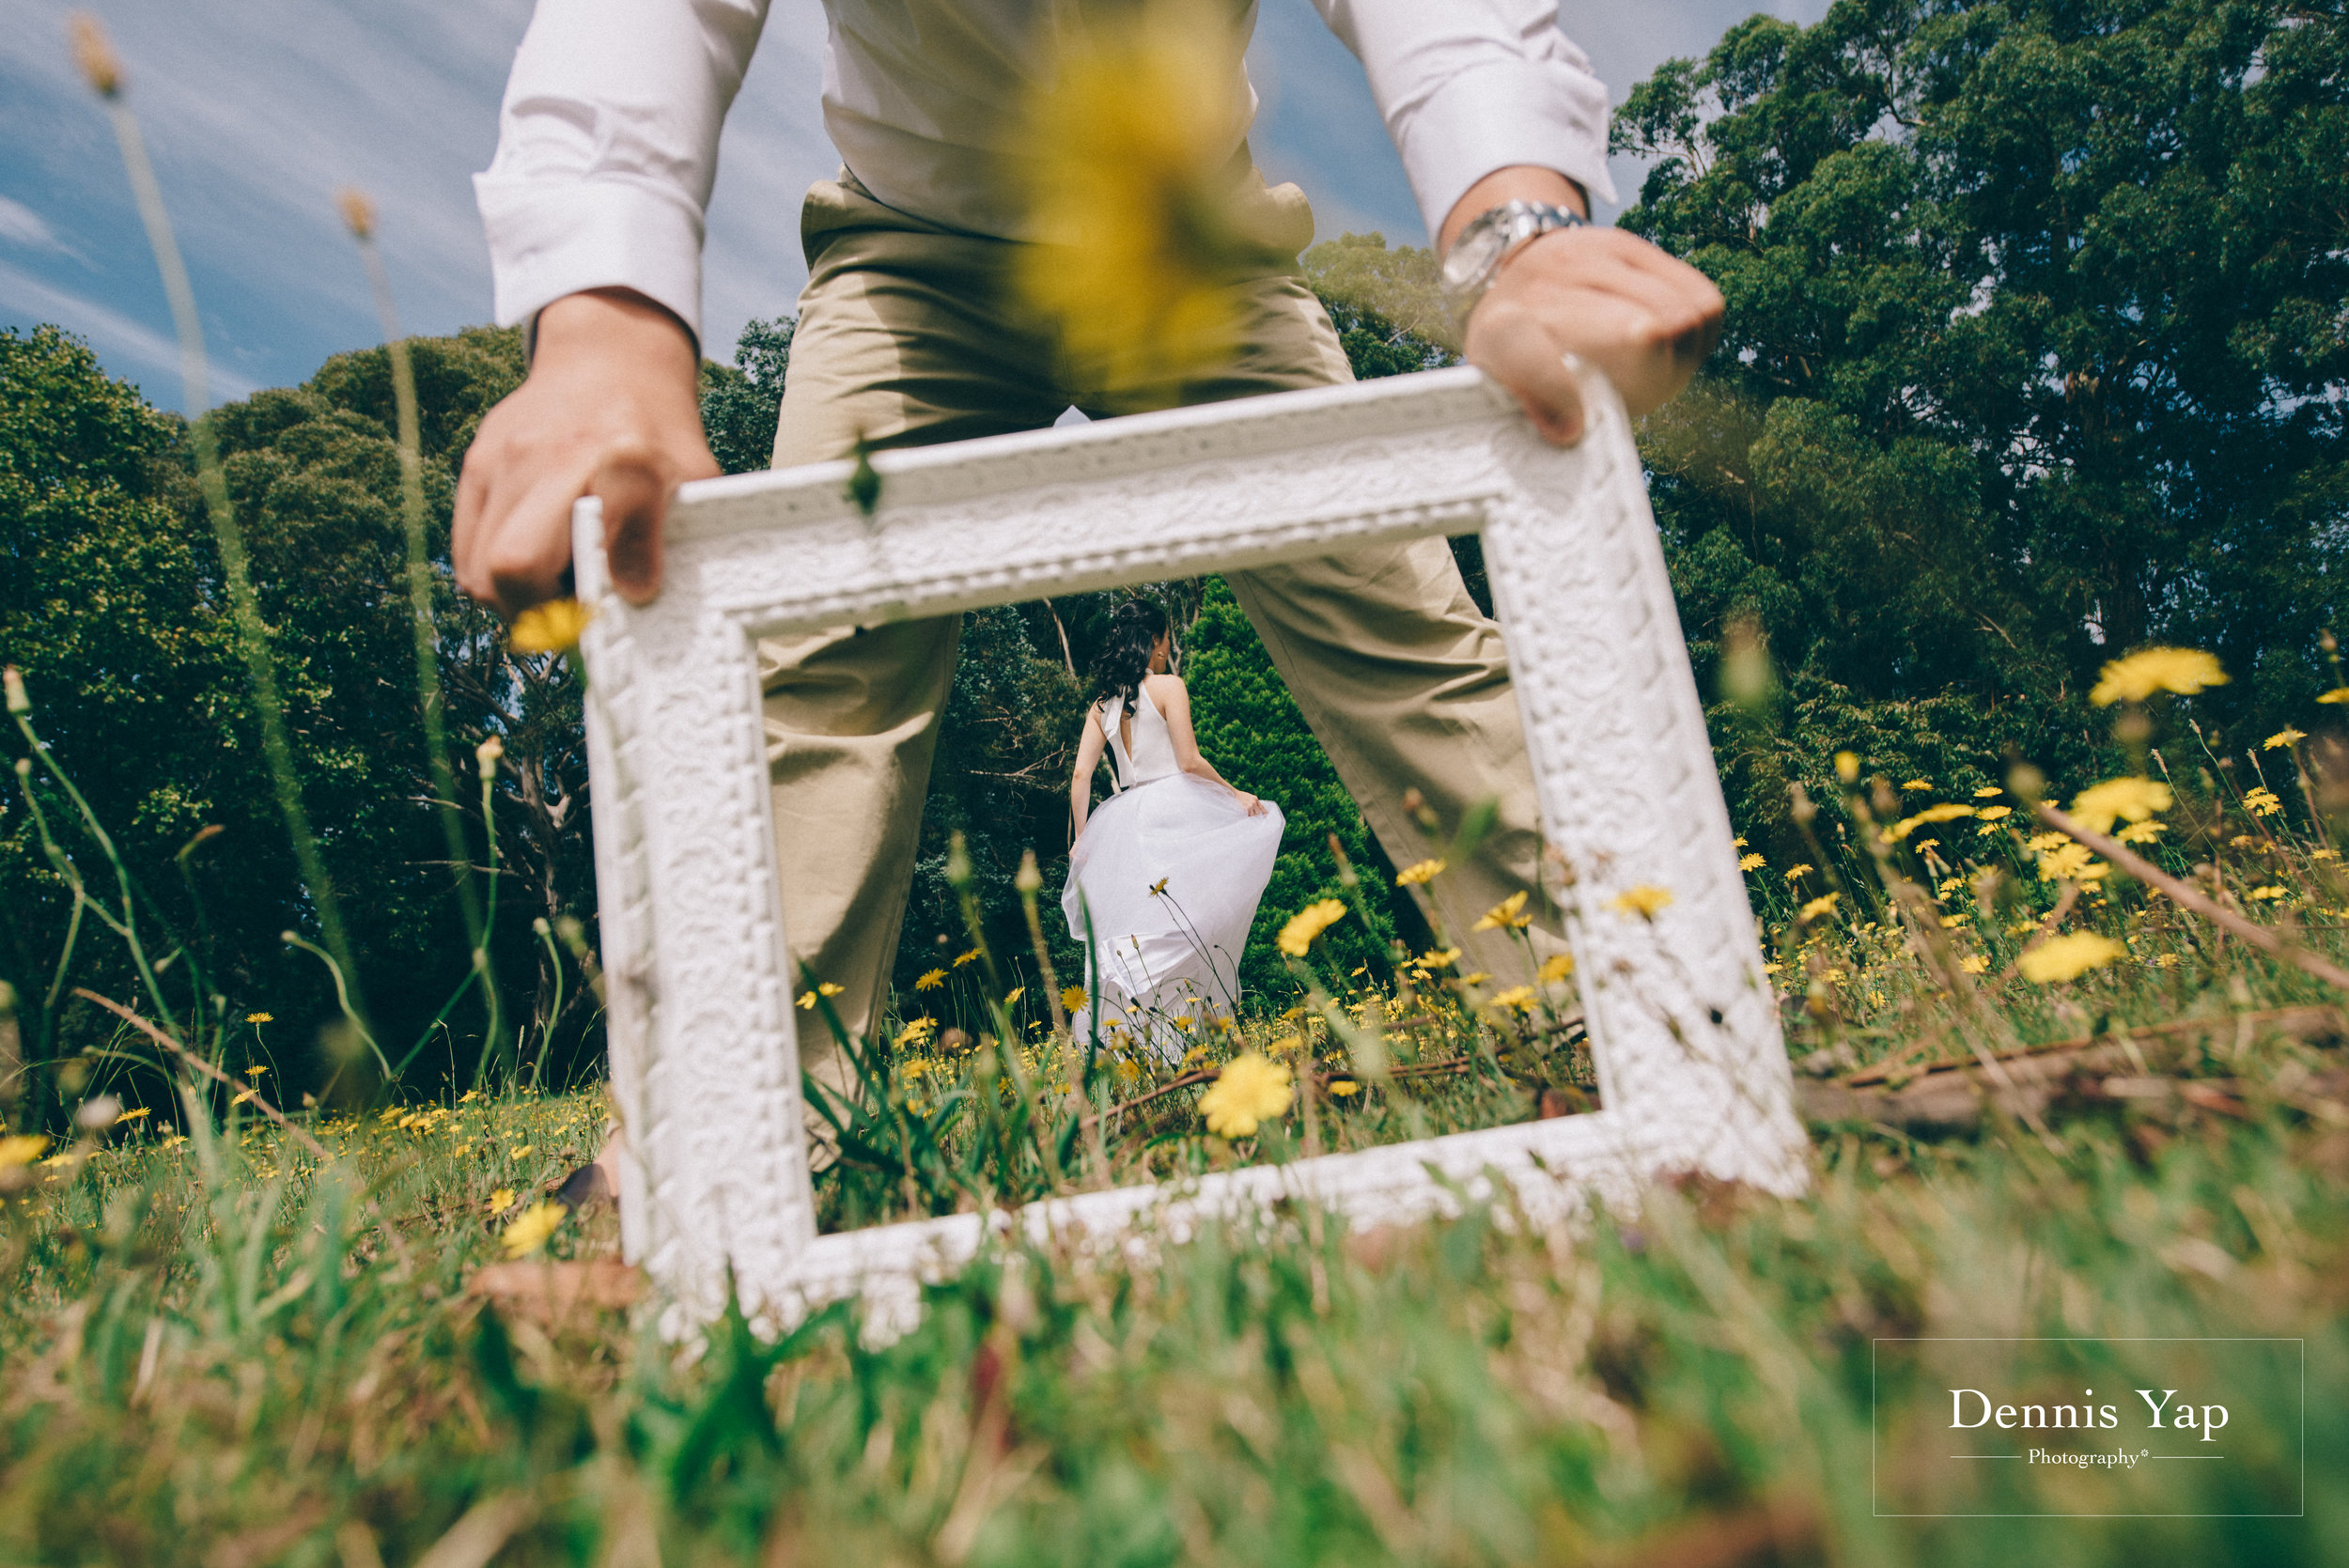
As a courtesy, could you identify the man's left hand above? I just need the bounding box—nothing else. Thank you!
[1444,167,1724,445]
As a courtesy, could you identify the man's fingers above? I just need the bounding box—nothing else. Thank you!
[1467,303,1587,445]
[482,467,587,617]
[594,444,670,606]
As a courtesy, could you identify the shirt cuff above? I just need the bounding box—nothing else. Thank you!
[472,173,707,348]
[1397,58,1620,243]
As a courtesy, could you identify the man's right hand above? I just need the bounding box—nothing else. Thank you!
[454,287,720,617]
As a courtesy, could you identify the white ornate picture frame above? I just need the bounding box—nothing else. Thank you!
[574,365,1808,1333]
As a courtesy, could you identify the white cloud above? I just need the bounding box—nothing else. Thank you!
[0,194,70,254]
[0,256,260,404]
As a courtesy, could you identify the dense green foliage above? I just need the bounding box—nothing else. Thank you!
[3,324,600,1110]
[1615,0,2349,765]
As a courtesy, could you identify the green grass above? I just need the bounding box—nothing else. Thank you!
[6,961,2346,1565]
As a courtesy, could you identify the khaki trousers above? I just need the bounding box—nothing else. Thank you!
[762,171,1562,1066]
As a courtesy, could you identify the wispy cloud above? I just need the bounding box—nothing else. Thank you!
[0,256,259,404]
[0,194,73,255]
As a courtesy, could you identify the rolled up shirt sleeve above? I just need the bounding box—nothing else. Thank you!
[473,0,769,345]
[1310,0,1617,242]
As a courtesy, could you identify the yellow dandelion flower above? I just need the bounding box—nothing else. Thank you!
[2070,777,2171,835]
[1975,805,2013,823]
[114,1106,150,1124]
[1329,1079,1361,1097]
[953,949,982,968]
[1799,892,1842,922]
[1734,835,1748,847]
[2264,728,2307,750]
[1060,985,1089,1014]
[2314,848,2341,862]
[1003,986,1025,1010]
[2017,931,2127,983]
[1535,953,1574,985]
[1393,858,1445,887]
[2089,646,2227,705]
[916,968,947,991]
[1784,863,1814,882]
[1472,890,1532,931]
[2025,831,2069,852]
[894,1017,938,1048]
[1197,1053,1293,1139]
[796,982,847,1009]
[245,1011,273,1024]
[2116,820,2167,844]
[2248,885,2287,901]
[2318,689,2349,705]
[1959,954,1990,974]
[488,1188,516,1212]
[500,1202,565,1259]
[1972,785,2003,799]
[1610,884,1673,920]
[1,1134,51,1170]
[2241,787,2282,818]
[1833,752,1860,784]
[1738,852,1767,872]
[1278,898,1348,956]
[511,1144,534,1159]
[509,598,593,656]
[1457,971,1492,986]
[1889,802,1976,841]
[1901,777,1932,791]
[1009,0,1260,395]
[2036,843,2108,882]
[244,1063,268,1078]
[1486,985,1538,1014]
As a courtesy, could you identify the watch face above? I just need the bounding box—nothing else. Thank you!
[1440,219,1509,289]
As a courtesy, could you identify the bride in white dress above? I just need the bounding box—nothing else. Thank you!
[1063,599,1284,1059]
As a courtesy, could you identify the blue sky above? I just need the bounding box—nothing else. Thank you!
[1,1,1824,413]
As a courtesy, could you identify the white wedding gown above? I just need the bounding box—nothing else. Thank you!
[1062,683,1284,1060]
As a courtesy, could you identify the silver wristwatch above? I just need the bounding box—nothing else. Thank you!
[1439,199,1589,329]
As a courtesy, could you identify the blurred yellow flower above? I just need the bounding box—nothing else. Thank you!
[1799,893,1842,922]
[1412,947,1460,972]
[2089,646,2226,705]
[1010,0,1258,394]
[2036,843,2108,882]
[797,982,846,1009]
[1890,803,1975,841]
[1975,805,2012,823]
[2116,820,2167,844]
[1393,859,1445,886]
[2017,931,2127,983]
[1279,899,1348,955]
[487,1187,515,1212]
[1328,1079,1361,1097]
[114,1106,149,1124]
[1060,985,1089,1014]
[2025,831,2069,853]
[1784,863,1814,882]
[1486,986,1537,1013]
[509,598,593,656]
[244,1063,267,1078]
[1959,954,1990,975]
[2318,689,2349,705]
[500,1202,564,1258]
[2241,787,2281,818]
[1610,884,1673,920]
[1834,752,1860,784]
[1198,1053,1292,1139]
[2248,884,2287,901]
[1901,778,1932,791]
[0,1134,50,1170]
[915,969,947,991]
[1472,891,1532,931]
[953,949,982,968]
[1738,852,1766,872]
[1003,986,1025,1010]
[1536,953,1574,985]
[245,1012,273,1024]
[894,1017,937,1048]
[511,1145,534,1159]
[1972,785,2004,799]
[2070,777,2171,835]
[2264,728,2307,750]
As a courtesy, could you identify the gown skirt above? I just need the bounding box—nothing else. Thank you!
[1062,773,1284,1060]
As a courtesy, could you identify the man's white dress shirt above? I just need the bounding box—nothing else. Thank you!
[474,0,1616,346]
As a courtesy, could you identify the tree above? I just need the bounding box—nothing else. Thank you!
[1613,0,2349,768]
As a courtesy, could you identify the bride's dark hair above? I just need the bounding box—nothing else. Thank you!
[1091,598,1170,713]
